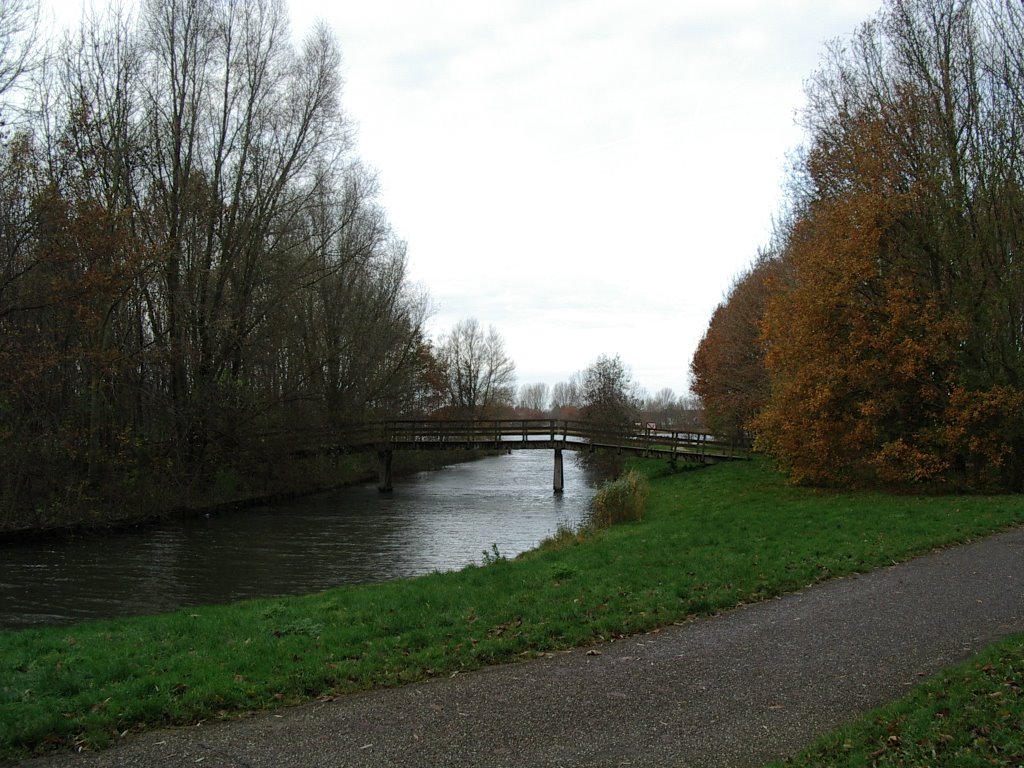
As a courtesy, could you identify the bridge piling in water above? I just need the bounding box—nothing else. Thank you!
[377,448,393,493]
[553,448,564,494]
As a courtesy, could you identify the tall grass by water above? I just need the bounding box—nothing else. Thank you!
[588,468,649,527]
[3,458,1024,761]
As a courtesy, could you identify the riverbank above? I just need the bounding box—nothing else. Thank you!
[3,458,1024,762]
[0,449,487,542]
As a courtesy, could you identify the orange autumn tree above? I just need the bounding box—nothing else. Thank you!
[756,112,964,487]
[750,0,1024,490]
[690,253,781,440]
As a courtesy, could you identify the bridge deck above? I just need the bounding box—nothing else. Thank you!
[294,419,751,463]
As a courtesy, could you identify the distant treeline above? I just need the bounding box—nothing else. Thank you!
[0,0,439,530]
[692,0,1024,491]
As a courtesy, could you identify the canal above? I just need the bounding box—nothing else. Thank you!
[0,451,599,629]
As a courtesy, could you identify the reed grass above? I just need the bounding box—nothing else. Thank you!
[588,468,649,527]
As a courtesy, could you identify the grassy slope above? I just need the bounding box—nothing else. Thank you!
[770,633,1024,767]
[2,459,1023,762]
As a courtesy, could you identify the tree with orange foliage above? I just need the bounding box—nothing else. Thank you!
[756,112,964,486]
[751,0,1024,490]
[690,253,781,440]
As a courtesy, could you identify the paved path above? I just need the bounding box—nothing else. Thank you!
[17,527,1024,768]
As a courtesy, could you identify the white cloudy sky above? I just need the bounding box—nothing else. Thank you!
[47,0,882,397]
[290,1,883,397]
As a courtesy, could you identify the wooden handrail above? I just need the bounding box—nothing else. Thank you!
[259,419,751,460]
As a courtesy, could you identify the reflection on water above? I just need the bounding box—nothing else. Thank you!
[0,451,597,629]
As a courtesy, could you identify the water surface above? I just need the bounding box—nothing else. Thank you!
[0,451,597,629]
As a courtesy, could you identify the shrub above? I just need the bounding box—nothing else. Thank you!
[589,469,649,528]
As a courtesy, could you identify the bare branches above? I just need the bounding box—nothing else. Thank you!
[436,318,517,417]
[0,1,433,522]
[0,0,38,117]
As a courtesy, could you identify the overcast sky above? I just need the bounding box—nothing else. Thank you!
[48,0,883,398]
[289,0,885,398]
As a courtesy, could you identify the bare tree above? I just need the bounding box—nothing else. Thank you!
[0,0,434,527]
[436,318,516,417]
[642,387,676,425]
[0,0,38,121]
[550,374,582,417]
[517,382,550,414]
[580,354,640,427]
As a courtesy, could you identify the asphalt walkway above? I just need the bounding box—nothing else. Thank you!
[17,526,1024,768]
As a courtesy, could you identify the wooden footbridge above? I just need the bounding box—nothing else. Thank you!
[286,419,751,493]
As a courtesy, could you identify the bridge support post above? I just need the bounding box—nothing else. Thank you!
[377,448,393,493]
[553,448,564,494]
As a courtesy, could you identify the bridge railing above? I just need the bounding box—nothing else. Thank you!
[380,419,751,460]
[384,419,575,447]
[258,419,751,461]
[565,421,750,459]
[255,422,386,457]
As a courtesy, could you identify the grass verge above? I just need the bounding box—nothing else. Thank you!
[2,458,1023,762]
[769,633,1024,767]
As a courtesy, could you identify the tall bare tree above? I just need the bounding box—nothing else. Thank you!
[517,382,550,414]
[550,374,582,417]
[0,0,38,121]
[436,318,516,417]
[0,0,434,528]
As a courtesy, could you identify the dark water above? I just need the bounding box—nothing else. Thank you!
[0,451,597,629]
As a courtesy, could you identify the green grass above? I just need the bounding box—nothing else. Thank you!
[769,633,1024,767]
[2,458,1023,762]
